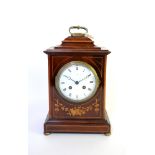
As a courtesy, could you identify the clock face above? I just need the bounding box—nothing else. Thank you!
[55,61,100,103]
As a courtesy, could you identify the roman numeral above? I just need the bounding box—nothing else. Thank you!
[76,95,78,99]
[90,81,93,83]
[61,82,65,84]
[88,88,92,91]
[69,93,72,97]
[63,88,66,91]
[68,69,71,72]
[76,66,78,70]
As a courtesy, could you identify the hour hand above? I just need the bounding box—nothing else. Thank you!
[63,75,76,82]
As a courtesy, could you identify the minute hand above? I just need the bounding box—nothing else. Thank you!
[78,74,91,83]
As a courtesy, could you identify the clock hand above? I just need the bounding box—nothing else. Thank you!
[63,75,76,83]
[78,74,91,83]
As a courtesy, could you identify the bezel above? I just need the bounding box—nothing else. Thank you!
[55,61,100,103]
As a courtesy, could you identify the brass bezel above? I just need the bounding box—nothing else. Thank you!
[55,61,100,104]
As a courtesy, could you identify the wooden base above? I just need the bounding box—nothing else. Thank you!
[44,111,111,135]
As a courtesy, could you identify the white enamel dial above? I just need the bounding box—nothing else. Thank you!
[55,61,100,103]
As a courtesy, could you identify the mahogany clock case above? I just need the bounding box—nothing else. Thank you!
[44,35,111,134]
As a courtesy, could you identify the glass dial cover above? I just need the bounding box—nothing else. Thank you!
[55,61,100,103]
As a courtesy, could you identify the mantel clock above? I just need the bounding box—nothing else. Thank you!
[44,26,111,135]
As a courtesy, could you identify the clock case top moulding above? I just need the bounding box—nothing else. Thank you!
[44,29,111,135]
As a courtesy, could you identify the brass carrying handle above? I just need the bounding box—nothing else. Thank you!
[69,26,88,36]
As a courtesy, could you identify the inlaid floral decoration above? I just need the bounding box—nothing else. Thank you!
[54,99,99,116]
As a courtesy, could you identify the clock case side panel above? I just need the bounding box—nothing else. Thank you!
[47,55,54,119]
[103,55,108,117]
